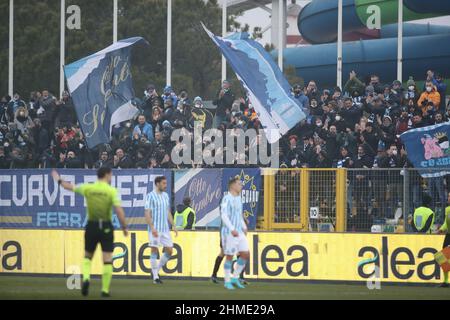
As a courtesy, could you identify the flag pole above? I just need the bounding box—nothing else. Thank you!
[8,0,14,97]
[337,0,343,89]
[166,0,172,86]
[60,0,66,98]
[113,0,118,42]
[221,0,227,82]
[277,0,283,71]
[397,0,403,82]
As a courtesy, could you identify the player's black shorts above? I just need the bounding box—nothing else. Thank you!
[443,234,450,249]
[84,220,114,253]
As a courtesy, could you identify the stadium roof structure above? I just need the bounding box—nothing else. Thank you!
[218,0,272,14]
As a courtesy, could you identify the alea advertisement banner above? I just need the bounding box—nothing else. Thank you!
[0,169,171,230]
[0,230,446,284]
[174,169,261,229]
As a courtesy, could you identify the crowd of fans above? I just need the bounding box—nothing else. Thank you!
[0,70,448,174]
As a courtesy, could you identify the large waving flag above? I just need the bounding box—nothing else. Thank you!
[64,37,148,148]
[400,122,450,177]
[202,24,306,143]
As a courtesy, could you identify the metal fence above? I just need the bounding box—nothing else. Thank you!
[262,168,449,233]
[262,168,346,232]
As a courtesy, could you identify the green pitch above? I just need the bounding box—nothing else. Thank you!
[0,276,449,300]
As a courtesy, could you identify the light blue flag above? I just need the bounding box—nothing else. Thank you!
[64,37,149,148]
[202,24,306,143]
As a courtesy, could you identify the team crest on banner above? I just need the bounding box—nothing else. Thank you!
[400,122,450,177]
[222,168,261,230]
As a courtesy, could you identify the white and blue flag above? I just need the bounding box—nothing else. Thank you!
[64,37,148,148]
[202,24,306,143]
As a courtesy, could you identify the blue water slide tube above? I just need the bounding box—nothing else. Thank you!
[281,33,450,87]
[404,0,450,14]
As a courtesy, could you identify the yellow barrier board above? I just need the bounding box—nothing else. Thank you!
[0,230,447,283]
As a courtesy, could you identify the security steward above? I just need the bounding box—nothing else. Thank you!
[412,193,435,233]
[174,197,196,230]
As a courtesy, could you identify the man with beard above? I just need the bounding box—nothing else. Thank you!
[369,74,383,94]
[113,148,133,169]
[292,84,309,111]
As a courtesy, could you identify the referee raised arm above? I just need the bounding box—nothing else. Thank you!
[51,167,128,298]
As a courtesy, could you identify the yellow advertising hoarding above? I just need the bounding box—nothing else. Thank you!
[0,230,446,283]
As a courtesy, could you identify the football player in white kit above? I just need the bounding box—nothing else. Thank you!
[221,177,250,290]
[144,176,177,284]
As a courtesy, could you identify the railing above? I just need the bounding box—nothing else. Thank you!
[0,168,447,233]
[261,168,448,233]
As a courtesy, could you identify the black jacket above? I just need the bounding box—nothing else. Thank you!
[213,90,235,117]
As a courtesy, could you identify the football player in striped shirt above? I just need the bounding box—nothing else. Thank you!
[221,177,250,290]
[144,176,177,284]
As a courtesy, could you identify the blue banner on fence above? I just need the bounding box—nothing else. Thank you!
[400,122,450,177]
[202,24,306,143]
[0,169,171,230]
[174,169,261,229]
[64,37,148,148]
[221,168,261,230]
[174,169,223,228]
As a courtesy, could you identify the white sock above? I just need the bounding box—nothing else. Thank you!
[151,253,159,280]
[224,260,232,283]
[158,252,171,272]
[233,258,247,278]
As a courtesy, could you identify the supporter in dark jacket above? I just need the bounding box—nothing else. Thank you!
[341,98,362,130]
[94,151,113,169]
[0,147,9,169]
[113,148,133,169]
[213,80,235,127]
[9,147,27,168]
[31,118,49,156]
[55,91,77,127]
[65,150,83,168]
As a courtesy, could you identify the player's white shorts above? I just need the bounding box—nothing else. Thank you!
[221,232,249,256]
[148,231,173,248]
